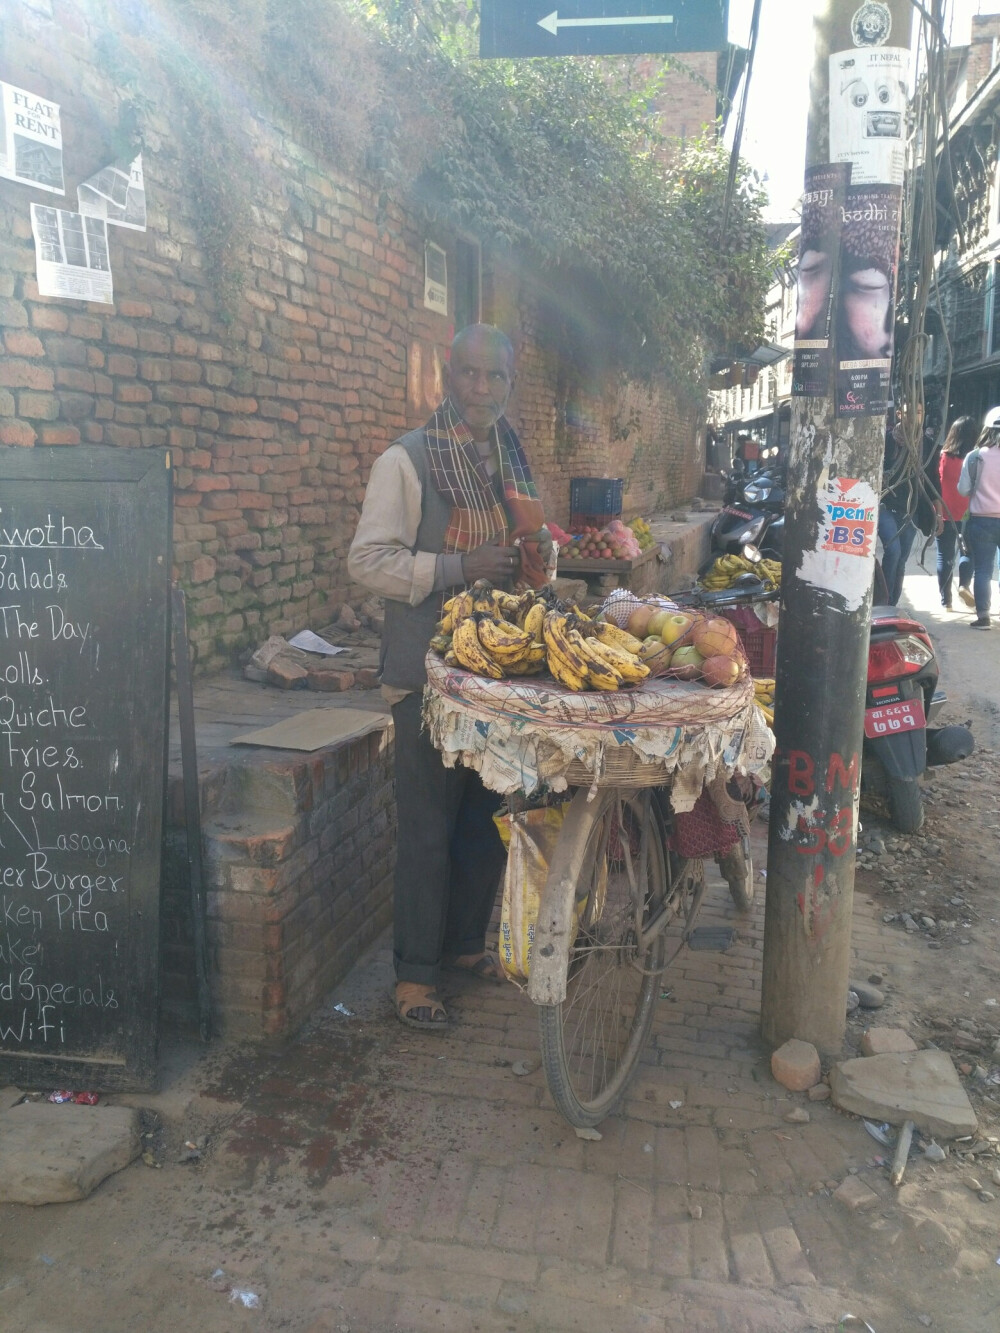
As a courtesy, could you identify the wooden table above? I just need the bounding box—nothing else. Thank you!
[556,543,662,592]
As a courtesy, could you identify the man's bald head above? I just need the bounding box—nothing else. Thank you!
[444,325,516,440]
[451,324,514,371]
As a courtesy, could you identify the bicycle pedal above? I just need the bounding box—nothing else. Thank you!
[686,926,737,952]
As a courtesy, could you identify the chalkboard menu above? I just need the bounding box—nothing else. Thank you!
[0,447,171,1090]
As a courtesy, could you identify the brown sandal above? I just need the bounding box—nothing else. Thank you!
[395,982,448,1031]
[443,952,504,982]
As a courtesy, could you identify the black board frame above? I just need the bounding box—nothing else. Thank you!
[0,446,171,1090]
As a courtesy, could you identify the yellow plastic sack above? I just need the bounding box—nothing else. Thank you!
[493,805,569,983]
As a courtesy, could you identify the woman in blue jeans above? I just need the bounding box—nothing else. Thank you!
[936,416,976,609]
[958,407,1000,628]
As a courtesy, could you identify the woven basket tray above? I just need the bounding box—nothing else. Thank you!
[563,749,670,789]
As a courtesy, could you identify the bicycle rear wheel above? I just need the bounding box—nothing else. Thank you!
[538,787,674,1128]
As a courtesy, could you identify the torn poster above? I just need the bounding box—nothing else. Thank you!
[798,475,878,612]
[829,46,909,187]
[78,154,146,231]
[0,81,64,193]
[31,203,113,304]
[835,184,902,418]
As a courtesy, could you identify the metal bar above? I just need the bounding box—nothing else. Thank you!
[171,585,211,1041]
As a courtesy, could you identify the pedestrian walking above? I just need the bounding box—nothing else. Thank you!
[878,407,942,606]
[958,406,1000,629]
[936,416,976,610]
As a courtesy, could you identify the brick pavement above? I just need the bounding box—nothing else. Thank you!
[173,818,993,1333]
[4,818,997,1332]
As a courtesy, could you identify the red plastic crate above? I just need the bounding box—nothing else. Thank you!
[718,605,777,677]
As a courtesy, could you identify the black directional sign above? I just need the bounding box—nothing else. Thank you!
[480,0,729,58]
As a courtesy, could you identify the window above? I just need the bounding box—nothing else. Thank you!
[454,237,481,332]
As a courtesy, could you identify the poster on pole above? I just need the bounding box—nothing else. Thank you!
[792,162,850,397]
[0,81,64,193]
[829,46,909,186]
[834,184,901,418]
[31,203,113,305]
[77,154,147,231]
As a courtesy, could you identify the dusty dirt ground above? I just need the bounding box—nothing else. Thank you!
[2,565,1000,1333]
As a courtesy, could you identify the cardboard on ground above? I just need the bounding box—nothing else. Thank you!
[231,707,389,752]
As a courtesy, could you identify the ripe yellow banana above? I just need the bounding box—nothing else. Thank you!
[548,652,587,690]
[450,589,474,625]
[506,642,547,675]
[543,611,591,678]
[452,615,503,678]
[470,580,497,614]
[590,621,643,655]
[477,616,534,664]
[565,626,622,690]
[493,590,523,620]
[523,600,546,644]
[581,634,650,683]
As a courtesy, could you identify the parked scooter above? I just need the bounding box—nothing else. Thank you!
[679,553,974,835]
[711,467,785,560]
[861,604,974,832]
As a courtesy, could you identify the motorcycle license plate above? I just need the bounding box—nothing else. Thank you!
[864,698,925,739]
[725,507,753,520]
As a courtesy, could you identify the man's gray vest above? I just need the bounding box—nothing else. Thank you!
[379,429,454,691]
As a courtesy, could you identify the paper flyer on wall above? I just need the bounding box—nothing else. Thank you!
[0,80,64,193]
[834,184,902,418]
[829,46,909,187]
[77,154,146,231]
[31,203,113,304]
[792,162,850,398]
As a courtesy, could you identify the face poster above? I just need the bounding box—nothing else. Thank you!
[792,162,850,397]
[835,184,901,418]
[829,46,909,187]
[0,80,64,193]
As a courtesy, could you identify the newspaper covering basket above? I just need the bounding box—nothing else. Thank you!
[422,651,773,807]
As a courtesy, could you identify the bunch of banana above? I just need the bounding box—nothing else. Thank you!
[543,609,649,691]
[700,553,782,591]
[753,676,775,728]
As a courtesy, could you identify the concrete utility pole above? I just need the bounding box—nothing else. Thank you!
[760,0,916,1051]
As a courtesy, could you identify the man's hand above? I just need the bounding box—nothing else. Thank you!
[522,528,554,565]
[462,541,521,582]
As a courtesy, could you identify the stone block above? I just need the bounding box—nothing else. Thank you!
[307,666,355,692]
[770,1039,821,1092]
[829,1049,977,1138]
[0,1104,141,1204]
[832,1175,880,1212]
[267,658,309,689]
[860,1027,918,1057]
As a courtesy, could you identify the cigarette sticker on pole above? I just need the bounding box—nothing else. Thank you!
[798,475,878,612]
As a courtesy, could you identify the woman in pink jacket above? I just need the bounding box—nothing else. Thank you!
[937,416,976,610]
[958,406,1000,628]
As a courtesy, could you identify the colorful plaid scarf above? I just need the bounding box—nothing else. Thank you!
[424,398,544,556]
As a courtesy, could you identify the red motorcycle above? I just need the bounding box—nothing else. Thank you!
[862,604,973,832]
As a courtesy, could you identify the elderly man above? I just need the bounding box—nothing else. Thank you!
[348,324,549,1030]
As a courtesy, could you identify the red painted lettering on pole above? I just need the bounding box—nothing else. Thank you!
[825,751,860,795]
[787,750,815,796]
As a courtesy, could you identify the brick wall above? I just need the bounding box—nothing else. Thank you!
[1,1,705,674]
[967,16,1000,96]
[161,727,394,1037]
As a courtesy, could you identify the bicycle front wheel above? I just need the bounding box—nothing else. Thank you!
[538,787,672,1128]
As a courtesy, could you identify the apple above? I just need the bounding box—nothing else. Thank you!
[670,645,704,680]
[639,637,671,671]
[693,616,739,659]
[700,654,741,687]
[659,611,697,647]
[626,604,656,639]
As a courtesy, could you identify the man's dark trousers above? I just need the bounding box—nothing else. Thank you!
[391,692,507,986]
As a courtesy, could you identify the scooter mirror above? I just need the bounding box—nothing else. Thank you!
[742,544,763,564]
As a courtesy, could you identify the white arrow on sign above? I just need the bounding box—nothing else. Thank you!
[537,10,675,35]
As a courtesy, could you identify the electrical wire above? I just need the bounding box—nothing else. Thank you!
[721,0,763,242]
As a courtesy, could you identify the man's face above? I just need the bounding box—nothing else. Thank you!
[445,335,514,437]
